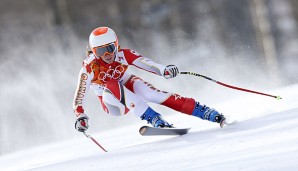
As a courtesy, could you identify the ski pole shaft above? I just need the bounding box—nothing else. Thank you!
[180,71,282,100]
[83,132,108,152]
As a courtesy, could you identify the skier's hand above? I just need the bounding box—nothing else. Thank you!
[75,114,89,132]
[164,65,179,79]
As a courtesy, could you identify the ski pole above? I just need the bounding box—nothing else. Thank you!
[83,132,108,152]
[180,71,282,100]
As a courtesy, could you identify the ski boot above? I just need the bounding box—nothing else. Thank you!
[192,102,226,127]
[140,107,173,128]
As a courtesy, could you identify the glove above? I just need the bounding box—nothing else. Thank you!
[164,65,179,79]
[75,114,89,132]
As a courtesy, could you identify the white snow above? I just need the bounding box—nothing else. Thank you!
[1,84,298,171]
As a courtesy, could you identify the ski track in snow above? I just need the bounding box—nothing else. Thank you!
[1,84,298,171]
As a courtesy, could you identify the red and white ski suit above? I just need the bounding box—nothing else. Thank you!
[73,49,196,118]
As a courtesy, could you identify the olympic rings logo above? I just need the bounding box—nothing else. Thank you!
[98,65,125,82]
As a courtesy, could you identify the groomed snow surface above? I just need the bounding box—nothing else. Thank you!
[1,84,298,171]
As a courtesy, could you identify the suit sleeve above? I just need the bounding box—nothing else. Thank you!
[72,67,94,117]
[123,49,166,76]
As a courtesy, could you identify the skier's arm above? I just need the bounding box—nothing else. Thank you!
[73,67,93,116]
[73,67,93,132]
[132,56,166,76]
[124,49,178,78]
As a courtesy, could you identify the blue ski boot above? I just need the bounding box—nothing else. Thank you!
[140,107,173,128]
[192,102,226,126]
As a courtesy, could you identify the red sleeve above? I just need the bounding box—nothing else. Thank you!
[121,49,143,65]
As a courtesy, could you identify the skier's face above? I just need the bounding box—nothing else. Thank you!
[100,52,116,64]
[93,43,116,63]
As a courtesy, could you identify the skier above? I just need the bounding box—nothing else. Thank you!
[73,27,226,132]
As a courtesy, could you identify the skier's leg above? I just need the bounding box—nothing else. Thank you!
[102,79,146,116]
[140,107,173,128]
[102,79,172,127]
[191,102,225,124]
[125,76,225,124]
[162,95,225,124]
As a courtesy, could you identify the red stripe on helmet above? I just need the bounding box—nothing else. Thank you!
[92,27,108,36]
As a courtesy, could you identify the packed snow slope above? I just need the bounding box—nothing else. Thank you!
[1,84,298,171]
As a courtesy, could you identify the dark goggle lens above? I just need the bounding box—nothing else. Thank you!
[95,43,116,56]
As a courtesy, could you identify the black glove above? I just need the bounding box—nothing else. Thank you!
[164,65,179,79]
[75,114,89,132]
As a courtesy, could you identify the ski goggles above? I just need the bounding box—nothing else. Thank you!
[93,43,117,57]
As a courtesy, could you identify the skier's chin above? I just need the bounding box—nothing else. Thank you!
[102,54,115,64]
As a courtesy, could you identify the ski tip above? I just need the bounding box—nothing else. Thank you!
[185,127,191,132]
[220,119,226,128]
[220,118,237,128]
[139,126,148,135]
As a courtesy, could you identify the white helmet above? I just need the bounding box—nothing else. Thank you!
[89,27,118,58]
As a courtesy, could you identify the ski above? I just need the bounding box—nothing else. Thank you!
[220,118,237,128]
[139,126,191,136]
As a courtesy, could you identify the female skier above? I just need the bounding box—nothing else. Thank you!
[73,27,225,132]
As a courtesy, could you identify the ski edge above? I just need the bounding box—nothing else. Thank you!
[139,126,191,136]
